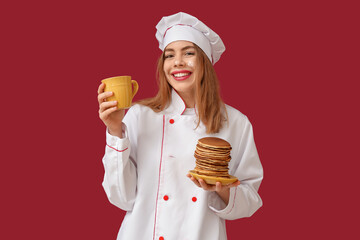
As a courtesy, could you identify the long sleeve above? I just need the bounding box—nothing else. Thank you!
[208,117,263,220]
[102,108,138,211]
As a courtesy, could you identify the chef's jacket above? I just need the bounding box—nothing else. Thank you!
[102,89,263,240]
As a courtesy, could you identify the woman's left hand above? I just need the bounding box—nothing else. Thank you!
[186,174,240,204]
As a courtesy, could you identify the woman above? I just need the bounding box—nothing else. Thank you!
[98,12,263,240]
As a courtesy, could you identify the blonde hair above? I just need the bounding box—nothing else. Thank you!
[136,44,227,134]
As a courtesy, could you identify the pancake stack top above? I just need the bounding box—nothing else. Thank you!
[193,137,232,178]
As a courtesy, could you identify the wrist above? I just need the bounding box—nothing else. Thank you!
[216,188,230,205]
[108,125,123,138]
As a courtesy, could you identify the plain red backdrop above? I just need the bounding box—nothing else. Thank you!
[1,0,359,239]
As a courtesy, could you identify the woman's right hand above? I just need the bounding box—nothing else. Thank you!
[98,82,125,138]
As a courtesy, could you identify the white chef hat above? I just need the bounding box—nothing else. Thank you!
[155,12,225,65]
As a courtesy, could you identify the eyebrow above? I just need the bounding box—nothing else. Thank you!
[164,46,195,52]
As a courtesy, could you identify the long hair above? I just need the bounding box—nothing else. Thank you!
[136,44,227,134]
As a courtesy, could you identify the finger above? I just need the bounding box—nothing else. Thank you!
[97,91,113,104]
[199,179,213,191]
[215,182,222,192]
[188,175,201,187]
[99,101,118,113]
[99,106,118,120]
[230,180,241,187]
[233,180,241,187]
[225,180,241,189]
[186,174,194,180]
[97,82,105,94]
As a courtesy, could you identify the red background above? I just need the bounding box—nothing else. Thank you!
[2,0,359,239]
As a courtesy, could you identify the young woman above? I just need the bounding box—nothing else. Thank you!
[97,12,263,240]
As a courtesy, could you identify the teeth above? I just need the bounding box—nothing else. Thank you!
[173,72,190,77]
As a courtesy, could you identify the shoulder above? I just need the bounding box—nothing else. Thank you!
[224,104,249,123]
[125,104,161,121]
[127,103,154,115]
[223,104,254,133]
[123,104,156,128]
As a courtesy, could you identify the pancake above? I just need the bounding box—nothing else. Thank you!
[194,152,231,162]
[195,149,231,158]
[193,169,230,178]
[190,137,233,182]
[196,144,231,153]
[195,159,228,166]
[195,161,229,172]
[197,137,232,149]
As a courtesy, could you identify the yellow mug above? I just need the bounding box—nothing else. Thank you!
[101,76,139,109]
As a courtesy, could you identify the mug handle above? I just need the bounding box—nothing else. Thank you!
[131,80,139,99]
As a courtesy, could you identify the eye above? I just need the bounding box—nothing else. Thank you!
[164,54,174,59]
[185,51,195,56]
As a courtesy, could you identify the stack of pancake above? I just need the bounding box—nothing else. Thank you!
[193,137,232,179]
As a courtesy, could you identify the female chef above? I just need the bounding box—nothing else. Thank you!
[97,12,263,240]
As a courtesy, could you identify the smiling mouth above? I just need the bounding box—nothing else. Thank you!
[172,71,192,81]
[173,72,191,78]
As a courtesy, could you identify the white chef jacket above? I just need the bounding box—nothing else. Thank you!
[102,89,263,240]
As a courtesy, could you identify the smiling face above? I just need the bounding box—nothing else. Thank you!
[163,41,202,100]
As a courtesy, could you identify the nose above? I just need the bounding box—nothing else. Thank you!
[174,55,185,67]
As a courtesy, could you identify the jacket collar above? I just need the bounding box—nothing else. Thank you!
[163,89,188,115]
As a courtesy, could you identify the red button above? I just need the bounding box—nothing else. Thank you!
[192,197,197,202]
[159,237,164,240]
[169,119,174,124]
[163,195,169,201]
